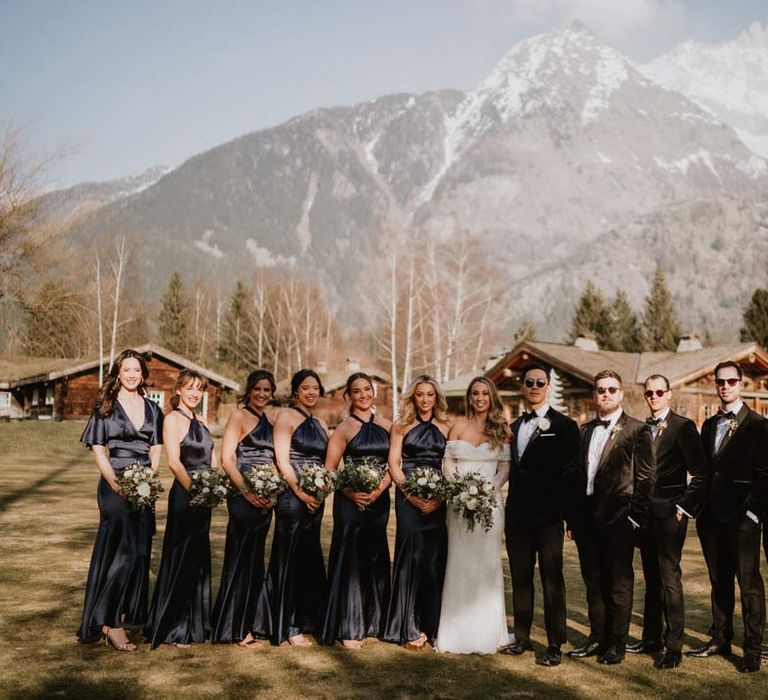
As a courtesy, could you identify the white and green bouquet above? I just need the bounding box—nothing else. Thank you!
[189,469,231,508]
[443,471,496,532]
[243,463,287,505]
[297,462,337,501]
[337,457,384,509]
[403,466,445,500]
[116,463,164,511]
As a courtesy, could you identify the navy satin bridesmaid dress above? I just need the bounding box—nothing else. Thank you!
[77,398,163,642]
[383,414,447,644]
[144,410,214,648]
[321,415,391,644]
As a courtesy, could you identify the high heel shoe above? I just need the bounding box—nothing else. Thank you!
[104,630,136,651]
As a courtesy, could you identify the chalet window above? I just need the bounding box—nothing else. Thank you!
[147,390,165,409]
[0,392,10,409]
[45,386,55,406]
[32,388,39,405]
[762,406,768,418]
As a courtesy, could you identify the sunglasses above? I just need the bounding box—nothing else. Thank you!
[595,386,620,395]
[524,378,547,388]
[644,389,668,398]
[715,377,740,387]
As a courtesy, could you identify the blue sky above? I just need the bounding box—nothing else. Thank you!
[1,0,767,187]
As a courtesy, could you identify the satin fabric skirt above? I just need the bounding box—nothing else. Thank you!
[211,493,273,643]
[320,490,391,644]
[144,480,212,648]
[77,477,155,642]
[257,489,327,644]
[383,490,447,644]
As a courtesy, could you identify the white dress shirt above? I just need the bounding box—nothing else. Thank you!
[516,404,549,459]
[649,407,670,440]
[586,408,622,496]
[714,400,743,453]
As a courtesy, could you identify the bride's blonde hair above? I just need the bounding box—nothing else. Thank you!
[395,375,448,430]
[465,376,510,450]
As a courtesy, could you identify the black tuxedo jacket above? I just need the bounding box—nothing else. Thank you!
[576,411,655,529]
[505,407,581,529]
[648,411,709,519]
[700,404,768,523]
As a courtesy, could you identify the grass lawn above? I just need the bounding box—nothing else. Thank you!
[0,421,766,699]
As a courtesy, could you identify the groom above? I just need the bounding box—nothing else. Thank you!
[501,362,580,667]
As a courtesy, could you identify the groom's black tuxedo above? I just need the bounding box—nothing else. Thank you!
[636,411,709,653]
[505,406,580,647]
[573,412,655,650]
[696,404,768,654]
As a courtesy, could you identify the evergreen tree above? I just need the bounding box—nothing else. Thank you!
[568,281,612,348]
[513,318,538,344]
[642,267,681,351]
[740,288,768,347]
[219,280,256,372]
[611,289,644,352]
[157,271,192,355]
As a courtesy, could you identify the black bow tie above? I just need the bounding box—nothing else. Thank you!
[596,419,611,429]
[522,411,537,422]
[718,410,735,420]
[646,417,662,425]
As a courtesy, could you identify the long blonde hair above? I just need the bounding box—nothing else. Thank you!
[395,375,448,430]
[465,376,510,450]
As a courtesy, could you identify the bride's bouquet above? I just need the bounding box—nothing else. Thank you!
[243,463,287,505]
[403,467,445,500]
[116,463,164,511]
[443,471,496,532]
[297,462,337,501]
[189,469,231,508]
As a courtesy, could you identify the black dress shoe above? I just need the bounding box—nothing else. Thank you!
[739,652,761,673]
[500,639,533,655]
[537,645,562,667]
[598,646,625,665]
[655,650,682,669]
[626,640,663,654]
[567,641,604,658]
[686,640,732,658]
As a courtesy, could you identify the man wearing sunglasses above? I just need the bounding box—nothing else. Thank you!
[689,361,768,673]
[627,374,708,669]
[567,369,654,666]
[502,363,580,667]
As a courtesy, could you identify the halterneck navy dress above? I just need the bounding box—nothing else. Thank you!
[383,415,447,644]
[321,414,391,644]
[212,407,275,643]
[77,397,163,642]
[145,410,214,648]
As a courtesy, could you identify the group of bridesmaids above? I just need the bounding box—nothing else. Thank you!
[77,348,460,652]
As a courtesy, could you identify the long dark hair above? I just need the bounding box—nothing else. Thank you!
[238,369,277,406]
[169,369,208,410]
[343,372,373,398]
[290,368,325,401]
[97,349,149,417]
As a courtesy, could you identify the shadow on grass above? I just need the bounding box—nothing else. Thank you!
[21,674,144,700]
[0,457,84,512]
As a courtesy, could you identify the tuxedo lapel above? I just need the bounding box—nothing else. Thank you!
[581,423,595,474]
[653,414,675,454]
[715,404,749,459]
[523,407,551,456]
[511,416,523,466]
[596,412,626,473]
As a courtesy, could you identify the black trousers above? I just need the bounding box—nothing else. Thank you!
[574,517,636,648]
[505,521,566,646]
[636,512,688,652]
[696,514,765,653]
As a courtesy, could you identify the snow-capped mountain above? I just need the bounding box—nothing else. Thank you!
[60,22,768,338]
[642,22,768,158]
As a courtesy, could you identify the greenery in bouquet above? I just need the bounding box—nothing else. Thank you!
[337,457,383,494]
[403,466,445,500]
[243,463,287,505]
[444,471,496,532]
[189,469,231,508]
[116,463,164,511]
[297,462,337,500]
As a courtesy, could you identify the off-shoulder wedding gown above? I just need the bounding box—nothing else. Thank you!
[434,440,511,654]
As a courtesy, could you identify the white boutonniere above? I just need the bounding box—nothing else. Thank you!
[727,418,739,438]
[658,420,668,436]
[537,417,551,432]
[611,424,623,440]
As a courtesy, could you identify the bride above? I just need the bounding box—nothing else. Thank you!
[435,376,512,654]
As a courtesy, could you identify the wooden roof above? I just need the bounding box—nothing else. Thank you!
[485,340,768,388]
[0,344,239,391]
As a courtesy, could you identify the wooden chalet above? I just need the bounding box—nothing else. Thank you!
[484,337,768,427]
[0,344,239,424]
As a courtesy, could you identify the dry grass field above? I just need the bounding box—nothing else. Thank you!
[0,421,766,699]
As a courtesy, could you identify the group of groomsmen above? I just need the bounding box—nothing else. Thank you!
[499,360,768,673]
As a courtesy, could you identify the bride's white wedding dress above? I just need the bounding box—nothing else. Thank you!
[434,440,511,654]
